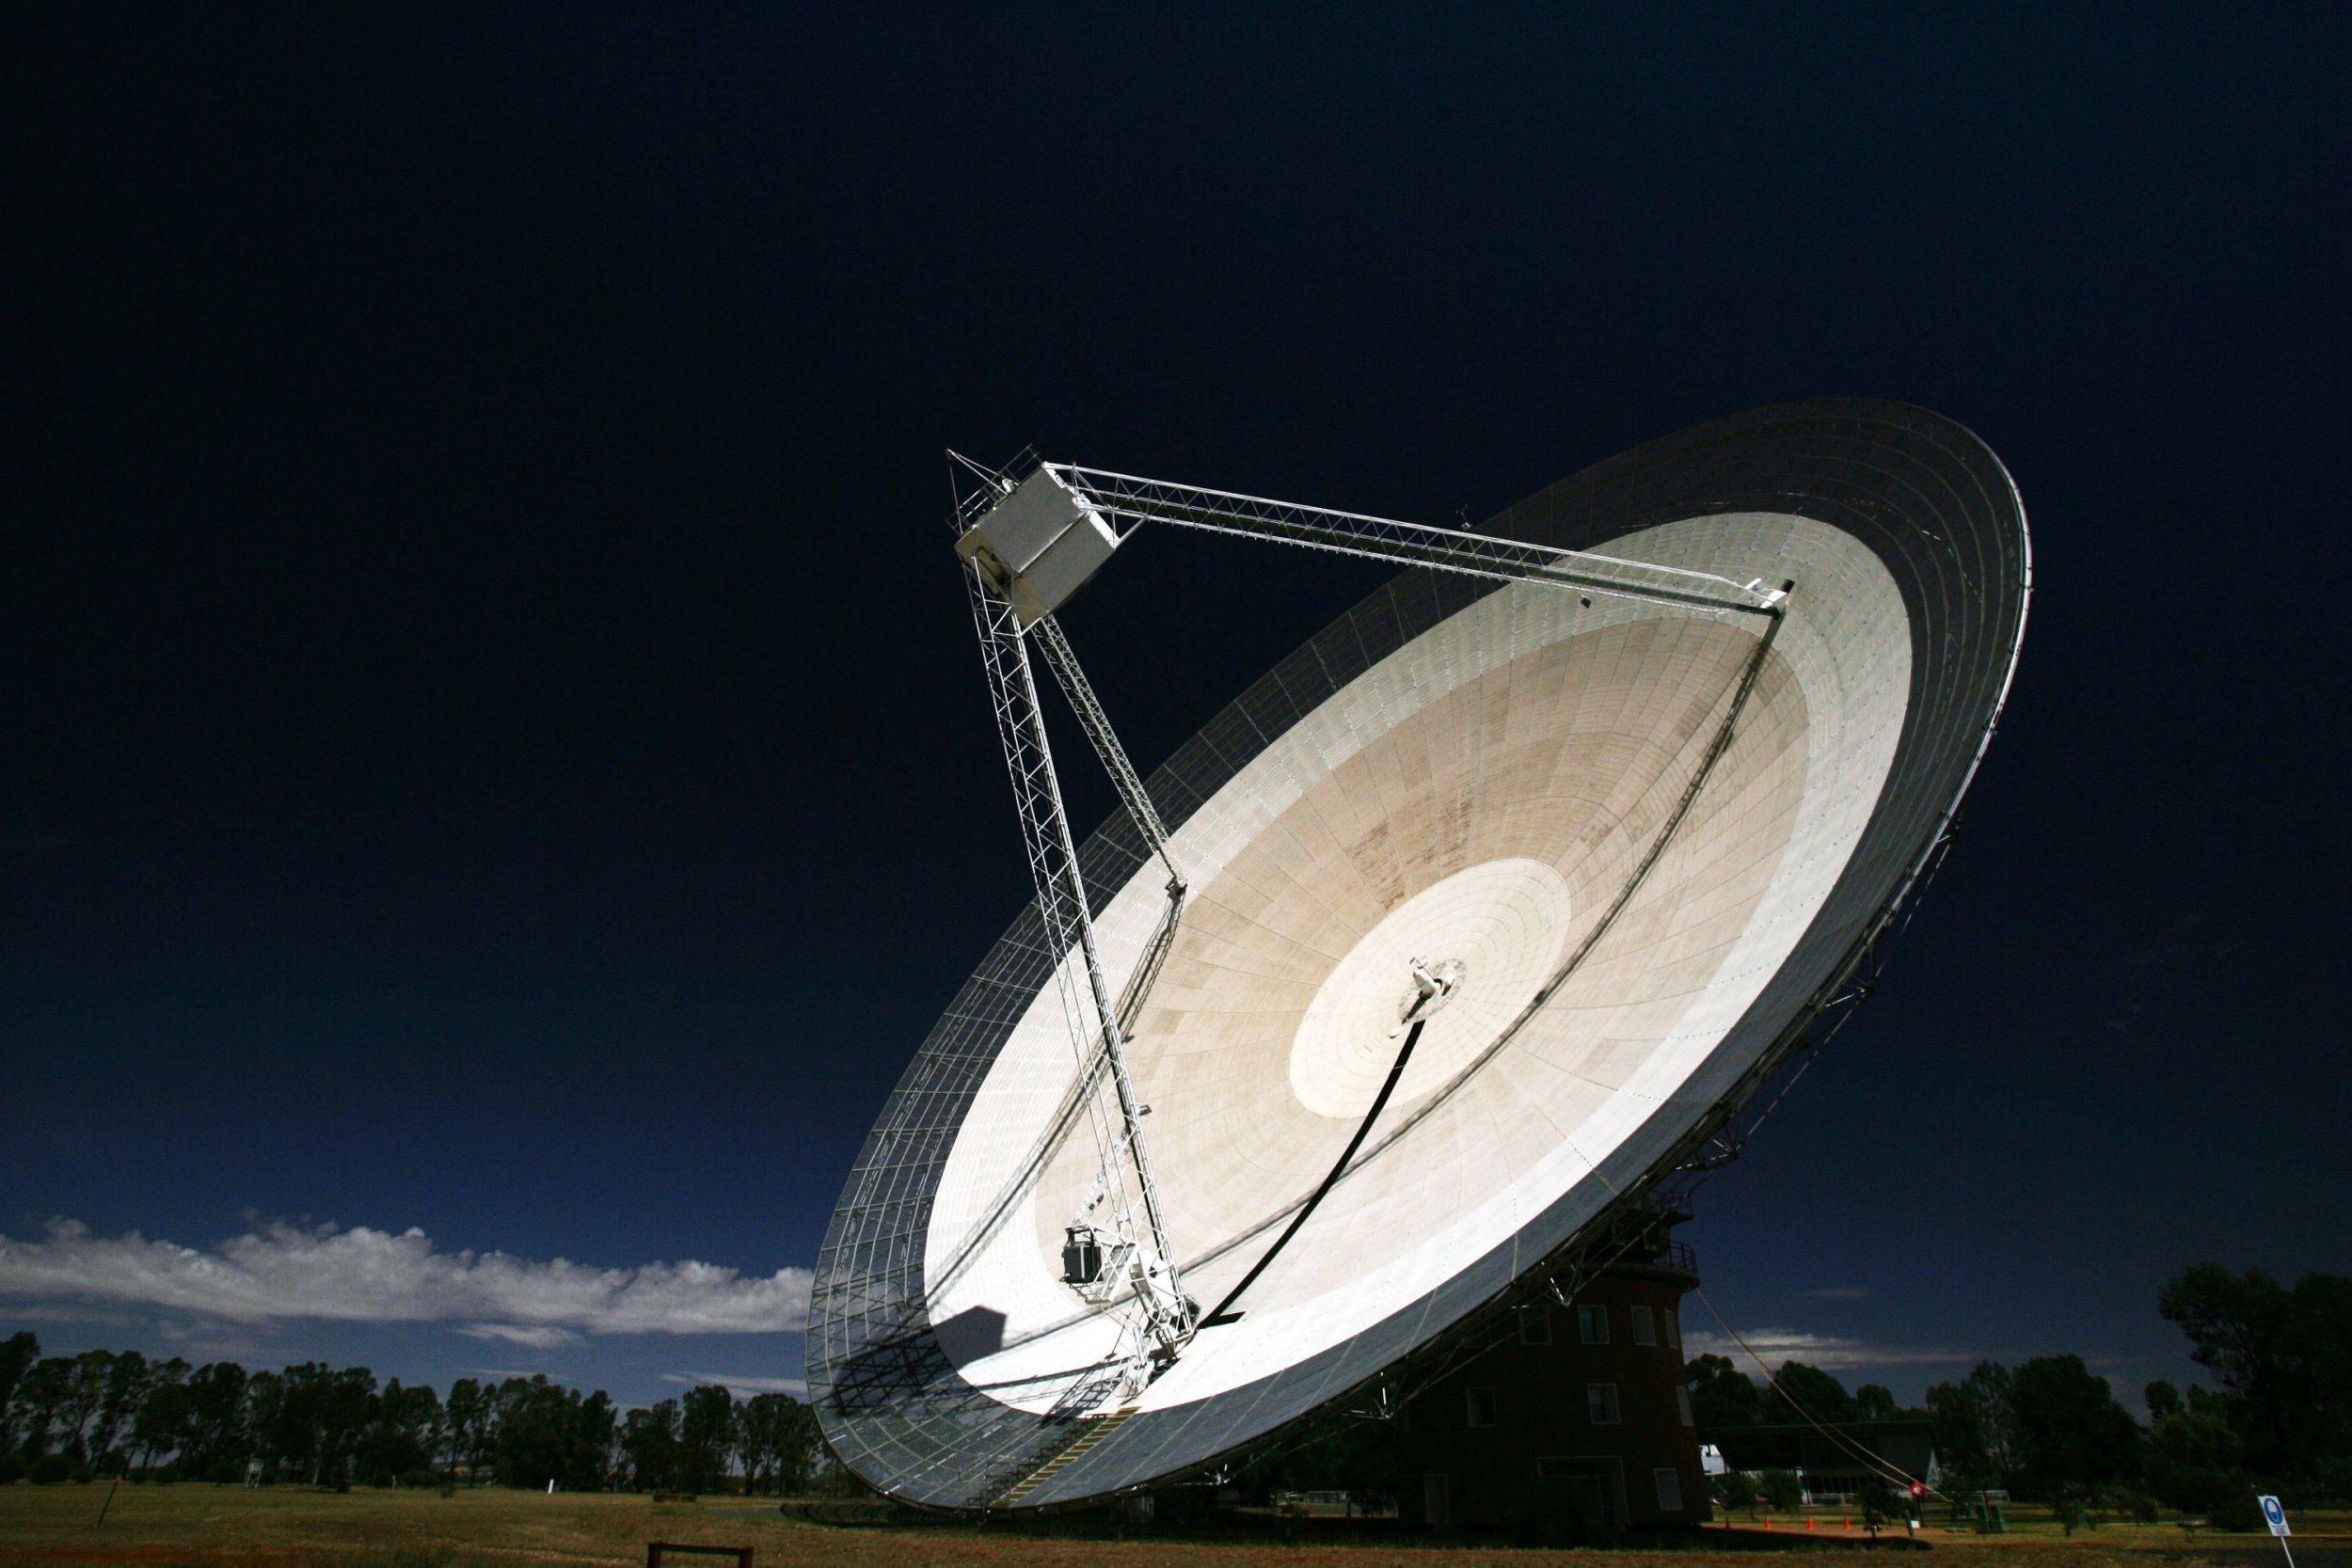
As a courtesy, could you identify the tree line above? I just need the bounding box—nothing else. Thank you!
[0,1333,828,1496]
[1685,1264,2351,1528]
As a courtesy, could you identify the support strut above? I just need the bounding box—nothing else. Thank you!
[962,562,1193,1363]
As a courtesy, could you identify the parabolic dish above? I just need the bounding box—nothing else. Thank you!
[808,399,2030,1511]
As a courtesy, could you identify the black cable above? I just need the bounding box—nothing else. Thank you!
[1198,1017,1426,1329]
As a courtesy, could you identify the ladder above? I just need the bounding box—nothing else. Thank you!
[996,1405,1139,1507]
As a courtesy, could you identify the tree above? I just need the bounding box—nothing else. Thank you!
[491,1375,598,1490]
[54,1351,113,1462]
[441,1379,491,1483]
[0,1331,826,1503]
[91,1350,153,1468]
[273,1364,379,1485]
[2144,1386,2244,1513]
[2007,1355,2138,1497]
[1759,1467,1803,1510]
[1716,1470,1759,1516]
[1853,1384,1901,1420]
[0,1332,39,1444]
[179,1361,250,1479]
[622,1400,681,1493]
[1685,1356,1858,1431]
[678,1386,739,1493]
[2161,1265,2293,1465]
[242,1370,286,1478]
[9,1356,72,1457]
[0,1338,681,1496]
[1686,1354,1770,1434]
[12,1353,109,1461]
[1926,1361,2014,1498]
[574,1391,618,1492]
[738,1393,821,1496]
[359,1380,441,1482]
[1772,1361,1858,1424]
[127,1357,192,1474]
[2160,1264,2352,1481]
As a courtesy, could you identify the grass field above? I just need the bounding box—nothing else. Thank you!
[0,1485,2343,1568]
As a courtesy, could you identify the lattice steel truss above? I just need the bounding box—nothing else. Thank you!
[1045,463,1785,618]
[961,562,1193,1374]
[811,403,2034,1514]
[949,449,1784,1384]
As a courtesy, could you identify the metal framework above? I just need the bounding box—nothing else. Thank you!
[949,449,1785,1383]
[1032,615,1182,892]
[961,563,1193,1376]
[1045,462,1786,618]
[813,402,2031,1515]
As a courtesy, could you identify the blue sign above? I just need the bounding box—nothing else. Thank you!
[2259,1494,2290,1537]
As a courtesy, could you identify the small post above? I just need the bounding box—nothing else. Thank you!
[2259,1494,2295,1568]
[96,1475,121,1525]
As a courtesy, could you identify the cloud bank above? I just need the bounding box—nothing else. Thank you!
[1684,1325,1979,1374]
[455,1323,584,1349]
[0,1219,811,1339]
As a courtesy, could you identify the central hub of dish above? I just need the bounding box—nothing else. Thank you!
[1399,957,1468,1023]
[1288,858,1576,1118]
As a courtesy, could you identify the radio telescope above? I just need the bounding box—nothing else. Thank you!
[807,400,2030,1512]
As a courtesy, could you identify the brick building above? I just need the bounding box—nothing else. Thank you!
[1395,1231,1707,1532]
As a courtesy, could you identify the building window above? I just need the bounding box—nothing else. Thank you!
[1655,1466,1684,1513]
[1518,1307,1551,1345]
[1467,1386,1498,1428]
[1586,1383,1620,1425]
[1631,1305,1656,1346]
[1677,1386,1694,1427]
[1664,1308,1682,1352]
[1577,1305,1609,1344]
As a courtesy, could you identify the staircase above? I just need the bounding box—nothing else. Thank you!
[996,1405,1138,1506]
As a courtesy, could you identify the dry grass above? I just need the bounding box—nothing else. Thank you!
[0,1485,2342,1568]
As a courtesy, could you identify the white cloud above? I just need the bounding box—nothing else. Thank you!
[1684,1325,1979,1374]
[0,1218,811,1337]
[461,1368,565,1383]
[0,1303,147,1328]
[662,1372,808,1399]
[456,1323,583,1350]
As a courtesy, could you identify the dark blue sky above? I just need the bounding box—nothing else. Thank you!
[5,5,2346,1408]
